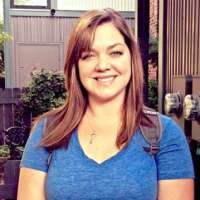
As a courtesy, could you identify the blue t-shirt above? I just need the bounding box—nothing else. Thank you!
[20,115,194,200]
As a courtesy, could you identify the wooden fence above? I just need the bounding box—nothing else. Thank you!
[0,88,22,144]
[0,88,32,143]
[0,88,31,200]
[0,160,20,200]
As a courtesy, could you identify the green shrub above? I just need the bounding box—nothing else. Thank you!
[0,20,13,78]
[148,79,158,110]
[16,69,66,120]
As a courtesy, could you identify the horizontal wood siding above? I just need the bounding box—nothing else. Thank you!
[11,16,78,43]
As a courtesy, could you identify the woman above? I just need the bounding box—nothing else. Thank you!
[17,8,194,200]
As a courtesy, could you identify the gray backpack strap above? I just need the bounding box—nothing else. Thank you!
[47,150,53,167]
[140,108,162,155]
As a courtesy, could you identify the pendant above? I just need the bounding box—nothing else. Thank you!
[89,132,96,144]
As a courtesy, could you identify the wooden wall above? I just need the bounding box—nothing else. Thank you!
[165,0,200,91]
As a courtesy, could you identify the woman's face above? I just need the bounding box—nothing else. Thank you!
[78,22,131,103]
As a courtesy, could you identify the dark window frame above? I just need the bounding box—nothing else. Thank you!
[10,0,51,9]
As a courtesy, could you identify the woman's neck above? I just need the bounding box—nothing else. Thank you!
[87,95,124,119]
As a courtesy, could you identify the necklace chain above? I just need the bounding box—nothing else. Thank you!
[86,112,96,144]
[86,111,121,145]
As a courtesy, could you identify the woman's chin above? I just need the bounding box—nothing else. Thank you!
[89,90,125,104]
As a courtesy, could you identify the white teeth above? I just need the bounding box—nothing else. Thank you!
[97,77,114,82]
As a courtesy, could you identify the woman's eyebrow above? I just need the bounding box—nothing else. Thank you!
[90,43,125,52]
[107,43,125,50]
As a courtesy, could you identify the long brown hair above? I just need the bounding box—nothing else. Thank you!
[37,8,146,149]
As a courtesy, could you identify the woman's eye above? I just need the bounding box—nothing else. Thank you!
[81,53,95,60]
[110,51,123,56]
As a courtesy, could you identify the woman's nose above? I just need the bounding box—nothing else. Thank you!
[95,55,111,71]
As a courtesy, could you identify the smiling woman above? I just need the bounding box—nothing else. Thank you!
[78,23,131,103]
[17,8,194,200]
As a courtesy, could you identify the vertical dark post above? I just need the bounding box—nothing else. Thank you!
[137,0,150,105]
[184,75,192,138]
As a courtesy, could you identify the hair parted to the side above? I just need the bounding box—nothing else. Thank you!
[35,8,146,149]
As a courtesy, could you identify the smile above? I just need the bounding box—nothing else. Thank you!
[95,76,116,85]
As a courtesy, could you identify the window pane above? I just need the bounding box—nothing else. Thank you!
[13,0,48,6]
[57,0,135,11]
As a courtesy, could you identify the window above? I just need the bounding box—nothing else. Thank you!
[56,0,134,11]
[10,0,50,9]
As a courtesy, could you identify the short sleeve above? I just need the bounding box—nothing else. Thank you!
[20,119,50,173]
[156,115,195,180]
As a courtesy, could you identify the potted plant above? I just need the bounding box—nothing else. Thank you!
[0,126,28,199]
[0,126,28,182]
[0,145,10,166]
[0,145,10,187]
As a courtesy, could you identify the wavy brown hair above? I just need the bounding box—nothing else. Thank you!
[36,8,148,149]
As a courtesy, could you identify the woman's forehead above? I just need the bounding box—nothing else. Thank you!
[77,22,128,57]
[90,23,125,49]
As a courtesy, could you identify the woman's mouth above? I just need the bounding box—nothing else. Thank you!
[95,76,116,85]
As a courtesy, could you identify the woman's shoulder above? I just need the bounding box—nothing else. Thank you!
[159,114,183,134]
[155,114,194,179]
[29,117,47,142]
[158,114,188,147]
[20,117,50,172]
[32,117,46,130]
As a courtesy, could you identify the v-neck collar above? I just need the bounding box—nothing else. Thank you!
[73,128,127,166]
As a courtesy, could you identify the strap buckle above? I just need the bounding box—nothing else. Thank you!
[143,144,160,155]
